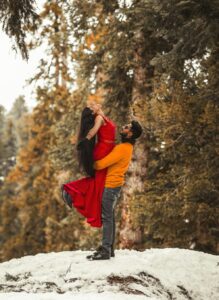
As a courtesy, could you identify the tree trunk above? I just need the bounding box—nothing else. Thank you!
[119,31,153,249]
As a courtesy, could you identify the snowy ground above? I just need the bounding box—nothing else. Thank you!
[0,248,218,300]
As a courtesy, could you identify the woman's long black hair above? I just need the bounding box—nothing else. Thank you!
[77,107,96,177]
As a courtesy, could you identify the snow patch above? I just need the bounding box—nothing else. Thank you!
[0,248,218,300]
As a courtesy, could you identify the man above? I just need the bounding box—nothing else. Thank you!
[87,120,143,260]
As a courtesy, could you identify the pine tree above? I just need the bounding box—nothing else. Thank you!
[65,0,219,253]
[0,0,38,59]
[138,0,219,252]
[0,104,6,186]
[0,0,79,261]
[8,95,29,150]
[0,96,29,181]
[1,0,218,260]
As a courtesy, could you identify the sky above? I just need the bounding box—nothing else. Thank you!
[0,1,45,113]
[0,31,41,112]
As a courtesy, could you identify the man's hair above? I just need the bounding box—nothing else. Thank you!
[131,120,143,139]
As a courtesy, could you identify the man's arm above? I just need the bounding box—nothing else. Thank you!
[94,145,123,170]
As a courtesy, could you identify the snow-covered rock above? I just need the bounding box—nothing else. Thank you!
[0,248,218,300]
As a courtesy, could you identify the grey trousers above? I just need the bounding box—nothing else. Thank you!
[101,186,121,252]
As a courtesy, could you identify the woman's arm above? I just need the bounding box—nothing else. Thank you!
[86,115,104,140]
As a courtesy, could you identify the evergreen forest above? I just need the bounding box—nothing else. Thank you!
[0,0,218,262]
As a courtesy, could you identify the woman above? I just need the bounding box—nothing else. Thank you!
[61,102,116,227]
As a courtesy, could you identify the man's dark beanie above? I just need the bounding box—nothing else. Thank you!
[131,120,143,139]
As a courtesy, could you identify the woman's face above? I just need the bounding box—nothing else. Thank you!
[87,101,102,114]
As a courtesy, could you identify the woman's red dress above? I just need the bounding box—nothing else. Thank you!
[63,116,116,227]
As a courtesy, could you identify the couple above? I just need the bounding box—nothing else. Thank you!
[61,101,142,260]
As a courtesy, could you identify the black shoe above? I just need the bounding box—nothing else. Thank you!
[87,245,114,260]
[87,246,110,260]
[86,245,103,260]
[61,185,72,209]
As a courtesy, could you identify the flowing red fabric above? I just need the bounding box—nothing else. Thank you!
[63,116,116,227]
